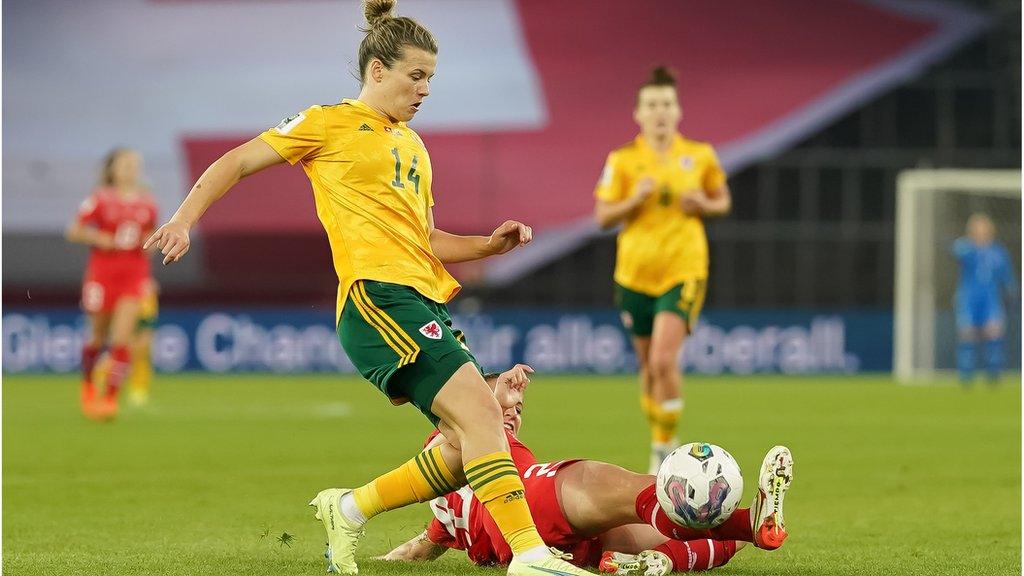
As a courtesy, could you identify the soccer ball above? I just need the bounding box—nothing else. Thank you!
[656,442,743,529]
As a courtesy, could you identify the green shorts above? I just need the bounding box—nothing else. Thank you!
[338,280,481,425]
[136,315,157,331]
[615,279,707,337]
[137,291,158,331]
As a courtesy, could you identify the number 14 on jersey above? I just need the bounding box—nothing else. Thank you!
[391,148,421,195]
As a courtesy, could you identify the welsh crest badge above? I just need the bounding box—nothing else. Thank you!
[419,321,443,340]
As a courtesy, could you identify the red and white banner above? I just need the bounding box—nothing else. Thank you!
[5,0,988,282]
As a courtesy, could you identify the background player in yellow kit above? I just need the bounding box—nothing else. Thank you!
[128,278,158,404]
[145,1,592,575]
[594,66,732,474]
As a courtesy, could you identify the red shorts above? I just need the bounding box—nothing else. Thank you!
[81,271,147,314]
[522,459,604,568]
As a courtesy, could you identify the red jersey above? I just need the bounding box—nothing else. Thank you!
[77,187,157,279]
[424,430,537,566]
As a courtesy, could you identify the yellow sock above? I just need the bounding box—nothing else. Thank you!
[129,344,152,395]
[652,398,683,445]
[465,451,545,554]
[649,402,666,444]
[351,445,462,520]
[640,393,654,425]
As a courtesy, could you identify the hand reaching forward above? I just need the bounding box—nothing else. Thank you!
[485,220,533,256]
[144,220,191,265]
[493,363,534,410]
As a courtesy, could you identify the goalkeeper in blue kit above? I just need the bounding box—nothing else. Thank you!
[952,213,1017,383]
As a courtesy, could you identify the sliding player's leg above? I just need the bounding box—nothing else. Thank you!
[553,460,740,542]
[559,446,792,549]
[600,447,791,574]
[557,460,657,538]
[598,525,744,574]
[637,447,793,550]
[554,460,736,539]
[549,461,743,574]
[747,446,793,549]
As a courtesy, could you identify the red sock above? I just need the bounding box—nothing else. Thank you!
[81,344,102,385]
[634,484,754,542]
[710,507,753,542]
[655,539,737,572]
[636,484,711,541]
[104,346,131,399]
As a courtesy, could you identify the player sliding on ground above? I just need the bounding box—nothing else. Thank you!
[380,365,794,575]
[144,1,592,574]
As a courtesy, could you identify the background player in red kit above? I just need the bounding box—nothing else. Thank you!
[65,148,157,420]
[379,365,793,575]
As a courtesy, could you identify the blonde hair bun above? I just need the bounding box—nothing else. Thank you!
[364,0,397,28]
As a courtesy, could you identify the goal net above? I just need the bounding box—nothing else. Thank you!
[894,169,1021,383]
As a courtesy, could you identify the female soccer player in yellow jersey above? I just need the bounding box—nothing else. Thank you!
[594,66,732,475]
[144,2,593,575]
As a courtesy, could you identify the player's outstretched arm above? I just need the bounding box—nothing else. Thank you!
[427,207,533,262]
[490,363,532,410]
[376,531,448,562]
[144,138,285,265]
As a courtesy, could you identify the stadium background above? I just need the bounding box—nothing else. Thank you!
[3,2,1021,576]
[3,0,1020,376]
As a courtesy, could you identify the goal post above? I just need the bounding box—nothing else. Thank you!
[894,169,1022,383]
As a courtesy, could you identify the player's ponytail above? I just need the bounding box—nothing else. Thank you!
[358,0,437,83]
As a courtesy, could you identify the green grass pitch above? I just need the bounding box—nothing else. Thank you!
[3,373,1020,575]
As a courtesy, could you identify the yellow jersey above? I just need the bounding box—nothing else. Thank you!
[259,99,460,323]
[595,134,726,296]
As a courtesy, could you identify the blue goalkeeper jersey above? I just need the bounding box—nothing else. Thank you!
[953,238,1016,326]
